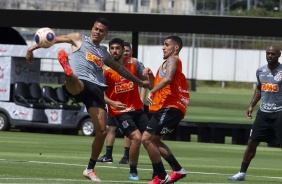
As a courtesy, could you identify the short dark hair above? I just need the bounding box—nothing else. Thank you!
[109,38,124,48]
[165,36,183,50]
[124,42,132,50]
[96,18,109,29]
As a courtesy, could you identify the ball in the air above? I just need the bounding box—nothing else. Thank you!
[34,27,55,48]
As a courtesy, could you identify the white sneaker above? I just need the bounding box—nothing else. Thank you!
[228,172,246,181]
[83,168,101,182]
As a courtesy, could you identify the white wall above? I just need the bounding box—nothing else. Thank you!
[139,46,266,83]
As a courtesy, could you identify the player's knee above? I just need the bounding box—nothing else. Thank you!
[131,136,141,145]
[141,134,151,147]
[95,128,107,138]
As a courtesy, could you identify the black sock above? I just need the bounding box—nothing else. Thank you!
[87,158,96,169]
[165,154,182,171]
[130,164,138,174]
[124,147,130,157]
[152,161,167,179]
[106,146,113,158]
[240,162,249,173]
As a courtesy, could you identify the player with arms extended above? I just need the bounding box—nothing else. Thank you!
[142,36,189,184]
[26,18,149,182]
[228,44,282,181]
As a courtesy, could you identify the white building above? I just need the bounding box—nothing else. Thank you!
[0,0,194,14]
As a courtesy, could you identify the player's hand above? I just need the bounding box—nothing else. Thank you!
[143,67,153,76]
[147,91,155,106]
[26,50,34,64]
[113,101,126,110]
[140,80,151,88]
[246,106,253,119]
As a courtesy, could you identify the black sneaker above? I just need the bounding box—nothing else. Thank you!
[118,156,129,164]
[97,154,113,163]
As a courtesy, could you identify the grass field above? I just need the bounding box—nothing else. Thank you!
[41,83,258,125]
[184,87,259,124]
[0,131,281,184]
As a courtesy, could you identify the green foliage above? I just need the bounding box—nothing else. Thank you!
[229,7,282,17]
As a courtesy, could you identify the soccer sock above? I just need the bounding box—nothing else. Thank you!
[152,161,167,179]
[240,162,249,173]
[106,146,113,158]
[165,154,182,171]
[87,158,96,169]
[129,164,138,175]
[124,147,130,157]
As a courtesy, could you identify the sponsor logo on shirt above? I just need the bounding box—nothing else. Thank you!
[114,81,134,94]
[261,83,278,92]
[262,102,277,110]
[267,73,273,77]
[86,51,103,67]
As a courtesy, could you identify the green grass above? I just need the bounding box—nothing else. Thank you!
[184,87,259,124]
[0,131,281,184]
[41,83,259,124]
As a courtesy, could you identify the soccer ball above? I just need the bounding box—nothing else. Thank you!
[34,27,55,48]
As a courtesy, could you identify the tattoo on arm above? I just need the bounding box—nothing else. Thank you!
[165,57,178,80]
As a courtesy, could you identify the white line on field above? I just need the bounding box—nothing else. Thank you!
[0,177,229,184]
[0,158,281,181]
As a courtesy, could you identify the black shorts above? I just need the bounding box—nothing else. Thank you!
[250,109,282,144]
[107,114,118,126]
[114,110,148,137]
[62,80,107,111]
[146,107,184,136]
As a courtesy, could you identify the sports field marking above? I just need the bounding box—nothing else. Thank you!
[0,177,223,184]
[0,177,229,184]
[0,158,281,181]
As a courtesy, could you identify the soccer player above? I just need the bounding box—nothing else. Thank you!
[141,36,189,184]
[103,38,149,180]
[124,42,148,104]
[228,44,282,181]
[97,41,145,165]
[26,18,150,182]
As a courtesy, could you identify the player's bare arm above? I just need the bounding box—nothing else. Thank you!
[150,56,178,93]
[246,85,261,119]
[147,56,178,105]
[26,32,82,64]
[104,53,150,88]
[26,44,40,64]
[104,93,126,110]
[55,33,82,51]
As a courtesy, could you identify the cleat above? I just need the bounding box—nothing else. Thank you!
[58,49,73,77]
[82,168,101,182]
[228,172,246,181]
[128,173,140,181]
[119,156,129,164]
[97,154,113,163]
[170,168,187,183]
[149,175,170,184]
